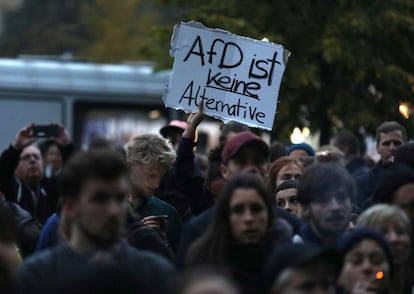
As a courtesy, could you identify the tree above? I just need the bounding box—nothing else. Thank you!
[2,1,413,143]
[0,0,86,56]
[79,0,165,63]
[154,0,414,144]
[0,0,172,63]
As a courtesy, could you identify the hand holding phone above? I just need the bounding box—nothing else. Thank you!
[30,125,60,138]
[142,215,169,240]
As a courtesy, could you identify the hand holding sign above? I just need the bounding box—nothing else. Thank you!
[183,102,205,140]
[164,21,290,131]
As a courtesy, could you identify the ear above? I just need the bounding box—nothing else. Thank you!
[220,163,229,180]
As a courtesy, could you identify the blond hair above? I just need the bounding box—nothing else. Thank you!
[357,204,411,232]
[125,134,176,170]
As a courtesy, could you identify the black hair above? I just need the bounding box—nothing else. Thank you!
[395,143,414,169]
[371,163,414,204]
[331,129,361,157]
[297,162,356,206]
[269,141,288,163]
[219,121,250,147]
[204,161,223,187]
[58,150,128,200]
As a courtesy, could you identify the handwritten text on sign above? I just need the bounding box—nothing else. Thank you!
[164,22,290,130]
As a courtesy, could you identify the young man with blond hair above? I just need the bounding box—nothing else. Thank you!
[125,134,181,252]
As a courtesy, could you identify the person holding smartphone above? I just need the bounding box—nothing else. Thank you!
[0,123,75,225]
[125,134,182,253]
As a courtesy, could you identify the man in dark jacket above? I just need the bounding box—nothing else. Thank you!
[0,124,74,223]
[17,150,175,293]
[125,134,182,252]
[296,163,354,248]
[354,121,406,213]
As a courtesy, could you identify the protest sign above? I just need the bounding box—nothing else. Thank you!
[163,21,290,130]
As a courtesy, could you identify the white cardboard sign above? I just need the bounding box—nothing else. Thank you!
[163,21,290,130]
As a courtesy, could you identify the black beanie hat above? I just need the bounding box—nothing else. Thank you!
[274,179,299,194]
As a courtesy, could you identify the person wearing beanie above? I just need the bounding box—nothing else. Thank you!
[274,180,301,218]
[338,228,393,294]
[287,143,315,159]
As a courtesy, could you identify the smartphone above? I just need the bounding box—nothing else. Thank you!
[152,215,169,221]
[31,125,60,138]
[153,215,168,232]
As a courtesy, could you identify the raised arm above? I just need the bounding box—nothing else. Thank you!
[173,103,214,215]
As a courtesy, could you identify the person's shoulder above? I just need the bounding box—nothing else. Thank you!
[183,207,213,234]
[122,245,177,293]
[17,244,66,289]
[19,244,62,269]
[188,207,213,225]
[124,244,175,271]
[355,167,375,183]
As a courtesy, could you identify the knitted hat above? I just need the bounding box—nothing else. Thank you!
[287,143,315,156]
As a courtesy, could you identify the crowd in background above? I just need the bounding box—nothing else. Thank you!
[0,106,413,294]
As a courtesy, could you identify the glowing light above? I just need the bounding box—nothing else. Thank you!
[302,127,310,137]
[148,110,161,119]
[290,127,311,144]
[399,103,410,119]
[376,271,384,280]
[290,127,304,144]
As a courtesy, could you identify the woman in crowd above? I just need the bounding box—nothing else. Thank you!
[266,156,304,195]
[185,173,291,294]
[37,139,63,178]
[338,227,393,294]
[357,204,412,293]
[273,180,301,218]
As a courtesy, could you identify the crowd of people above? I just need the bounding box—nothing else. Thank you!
[0,106,413,294]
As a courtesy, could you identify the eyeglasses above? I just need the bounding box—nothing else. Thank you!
[20,154,41,162]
